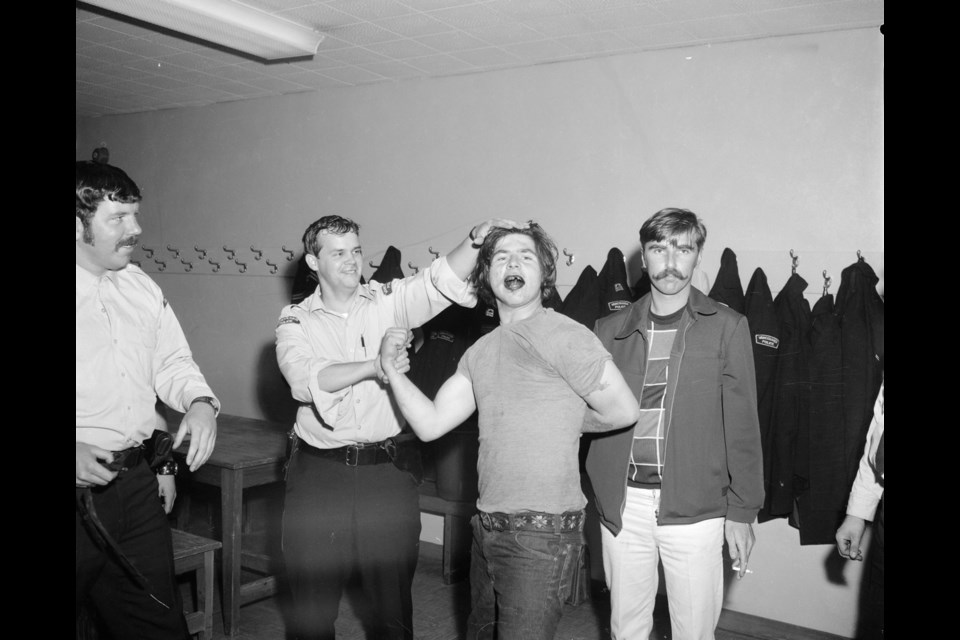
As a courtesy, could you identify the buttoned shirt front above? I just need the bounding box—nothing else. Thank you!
[76,264,219,450]
[275,257,475,449]
[846,382,884,521]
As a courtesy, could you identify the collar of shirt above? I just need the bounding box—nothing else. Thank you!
[76,263,121,292]
[300,283,375,315]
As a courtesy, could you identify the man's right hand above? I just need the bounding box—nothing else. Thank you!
[379,328,413,380]
[76,441,118,487]
[835,515,867,561]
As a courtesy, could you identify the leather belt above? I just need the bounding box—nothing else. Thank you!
[478,510,586,534]
[300,440,394,466]
[103,446,144,472]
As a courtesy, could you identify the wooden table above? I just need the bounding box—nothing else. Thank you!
[173,413,289,638]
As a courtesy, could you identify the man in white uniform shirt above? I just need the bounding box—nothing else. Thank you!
[76,160,219,639]
[275,214,512,640]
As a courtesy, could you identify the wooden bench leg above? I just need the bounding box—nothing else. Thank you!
[200,548,215,640]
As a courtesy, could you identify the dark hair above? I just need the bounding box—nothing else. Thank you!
[76,161,142,229]
[302,215,361,256]
[469,222,558,307]
[639,207,707,251]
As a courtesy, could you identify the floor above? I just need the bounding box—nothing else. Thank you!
[196,543,766,640]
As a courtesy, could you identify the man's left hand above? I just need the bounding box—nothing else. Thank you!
[157,474,177,514]
[724,520,756,579]
[173,402,217,472]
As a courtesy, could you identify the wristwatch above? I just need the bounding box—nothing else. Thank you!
[190,395,220,417]
[469,226,484,248]
[156,460,179,476]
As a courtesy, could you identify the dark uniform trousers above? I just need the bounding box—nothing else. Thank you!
[76,460,190,640]
[282,442,422,640]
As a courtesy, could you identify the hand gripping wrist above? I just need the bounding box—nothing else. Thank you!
[374,355,387,382]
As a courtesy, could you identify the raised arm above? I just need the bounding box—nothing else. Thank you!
[581,360,640,433]
[379,329,476,442]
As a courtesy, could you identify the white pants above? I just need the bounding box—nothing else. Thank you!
[601,487,724,640]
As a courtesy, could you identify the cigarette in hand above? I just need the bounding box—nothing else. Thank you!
[731,565,754,574]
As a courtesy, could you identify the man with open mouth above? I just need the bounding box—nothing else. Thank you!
[377,221,640,640]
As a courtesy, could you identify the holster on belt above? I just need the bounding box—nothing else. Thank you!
[143,429,174,472]
[385,432,424,486]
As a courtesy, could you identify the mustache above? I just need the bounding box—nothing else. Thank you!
[116,236,139,249]
[653,268,686,280]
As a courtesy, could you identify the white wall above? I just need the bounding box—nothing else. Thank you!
[77,27,883,638]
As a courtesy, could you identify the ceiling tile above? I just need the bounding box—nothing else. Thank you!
[76,0,884,118]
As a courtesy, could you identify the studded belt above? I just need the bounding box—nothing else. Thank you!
[478,510,585,533]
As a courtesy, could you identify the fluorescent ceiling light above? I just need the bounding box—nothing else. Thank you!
[81,0,324,61]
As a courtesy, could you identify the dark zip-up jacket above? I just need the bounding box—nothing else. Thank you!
[585,287,764,532]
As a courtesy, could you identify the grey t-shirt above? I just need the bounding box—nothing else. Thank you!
[458,308,611,514]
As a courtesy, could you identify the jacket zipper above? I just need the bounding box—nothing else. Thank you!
[657,314,689,524]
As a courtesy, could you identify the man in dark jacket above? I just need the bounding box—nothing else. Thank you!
[584,207,764,640]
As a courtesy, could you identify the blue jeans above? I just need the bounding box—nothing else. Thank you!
[467,513,584,640]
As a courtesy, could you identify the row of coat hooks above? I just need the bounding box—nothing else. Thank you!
[135,243,300,274]
[367,245,578,271]
[135,239,585,275]
[789,249,865,296]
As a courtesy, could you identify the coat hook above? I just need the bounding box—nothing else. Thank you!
[428,246,440,259]
[223,245,236,260]
[167,244,180,259]
[180,258,193,272]
[369,260,380,269]
[822,270,832,297]
[282,246,296,261]
[235,260,247,274]
[208,259,221,273]
[154,258,167,272]
[194,245,207,260]
[142,246,155,259]
[857,249,864,262]
[251,245,263,260]
[408,261,420,274]
[265,259,279,274]
[562,248,575,266]
[789,249,799,274]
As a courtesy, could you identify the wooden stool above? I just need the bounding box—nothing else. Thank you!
[172,528,221,640]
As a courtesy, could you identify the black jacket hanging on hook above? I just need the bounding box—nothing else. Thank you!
[407,302,481,503]
[835,257,884,492]
[631,271,651,301]
[743,267,780,517]
[597,248,633,318]
[760,272,811,522]
[290,255,319,304]
[709,248,746,314]
[370,246,405,283]
[543,285,564,312]
[559,265,600,329]
[792,290,845,543]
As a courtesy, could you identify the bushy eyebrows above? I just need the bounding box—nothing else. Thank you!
[648,238,695,250]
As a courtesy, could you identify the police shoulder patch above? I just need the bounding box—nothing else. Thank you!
[755,334,779,349]
[278,316,301,326]
[381,282,393,295]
